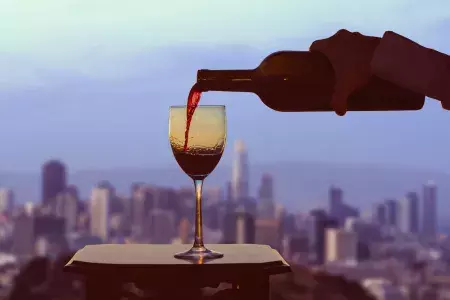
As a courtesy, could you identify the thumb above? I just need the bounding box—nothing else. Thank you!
[441,99,450,111]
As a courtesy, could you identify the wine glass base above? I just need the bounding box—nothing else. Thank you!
[174,246,224,261]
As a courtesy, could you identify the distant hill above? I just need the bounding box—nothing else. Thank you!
[0,161,448,219]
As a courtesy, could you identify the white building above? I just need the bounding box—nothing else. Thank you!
[325,228,357,263]
[0,188,14,215]
[231,140,249,201]
[90,186,112,242]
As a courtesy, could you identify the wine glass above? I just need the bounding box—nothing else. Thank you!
[169,105,226,260]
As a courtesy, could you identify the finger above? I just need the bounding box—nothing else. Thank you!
[310,29,354,52]
[331,89,350,116]
[309,38,328,52]
[441,99,450,111]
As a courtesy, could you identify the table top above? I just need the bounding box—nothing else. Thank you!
[67,244,284,266]
[64,244,291,286]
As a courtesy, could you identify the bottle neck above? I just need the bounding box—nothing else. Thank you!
[196,69,256,92]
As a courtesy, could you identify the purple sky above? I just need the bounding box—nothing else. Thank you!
[0,1,449,173]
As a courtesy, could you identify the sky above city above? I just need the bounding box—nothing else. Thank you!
[0,0,449,172]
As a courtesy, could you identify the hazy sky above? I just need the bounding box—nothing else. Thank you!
[0,0,449,172]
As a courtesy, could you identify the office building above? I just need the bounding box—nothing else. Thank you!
[398,192,419,234]
[422,181,437,238]
[255,218,282,251]
[0,188,14,215]
[42,160,67,207]
[384,199,398,228]
[12,212,34,260]
[373,202,387,226]
[328,186,359,226]
[90,185,113,242]
[325,228,358,263]
[310,209,328,265]
[258,174,275,218]
[223,207,255,244]
[231,140,249,201]
[55,188,78,233]
[148,209,176,244]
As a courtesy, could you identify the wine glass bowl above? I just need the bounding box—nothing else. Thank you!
[169,105,226,260]
[169,106,226,180]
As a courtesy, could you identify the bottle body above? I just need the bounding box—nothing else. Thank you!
[197,51,425,112]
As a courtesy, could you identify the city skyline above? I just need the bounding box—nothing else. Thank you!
[0,146,448,221]
[0,140,441,223]
[1,139,445,299]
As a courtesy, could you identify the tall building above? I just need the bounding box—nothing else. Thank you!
[325,228,358,263]
[55,188,79,233]
[0,188,14,215]
[42,160,67,207]
[231,140,249,202]
[257,174,275,218]
[398,192,419,234]
[223,207,255,244]
[328,186,359,226]
[385,199,398,228]
[329,185,343,220]
[132,185,155,238]
[204,187,222,207]
[147,209,176,244]
[12,213,35,263]
[422,181,437,238]
[90,185,113,242]
[255,218,282,251]
[33,215,68,257]
[373,202,387,226]
[310,209,328,265]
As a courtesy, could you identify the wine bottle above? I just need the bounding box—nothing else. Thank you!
[196,51,425,112]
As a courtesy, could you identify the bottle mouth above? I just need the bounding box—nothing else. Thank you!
[197,69,255,81]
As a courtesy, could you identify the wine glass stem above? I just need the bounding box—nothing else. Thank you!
[193,179,205,249]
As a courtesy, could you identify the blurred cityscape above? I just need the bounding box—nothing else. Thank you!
[0,139,448,300]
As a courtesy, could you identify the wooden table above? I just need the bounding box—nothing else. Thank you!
[64,243,291,300]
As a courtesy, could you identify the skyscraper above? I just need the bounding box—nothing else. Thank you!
[258,174,275,218]
[223,207,255,244]
[384,199,398,227]
[310,209,328,265]
[0,188,14,215]
[231,140,249,202]
[90,184,113,242]
[422,181,437,238]
[373,202,387,226]
[132,185,155,238]
[329,186,343,224]
[398,192,419,234]
[42,160,66,206]
[328,186,358,226]
[55,188,79,233]
[325,228,358,263]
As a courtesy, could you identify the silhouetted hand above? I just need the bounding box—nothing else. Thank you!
[371,31,450,111]
[310,29,380,116]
